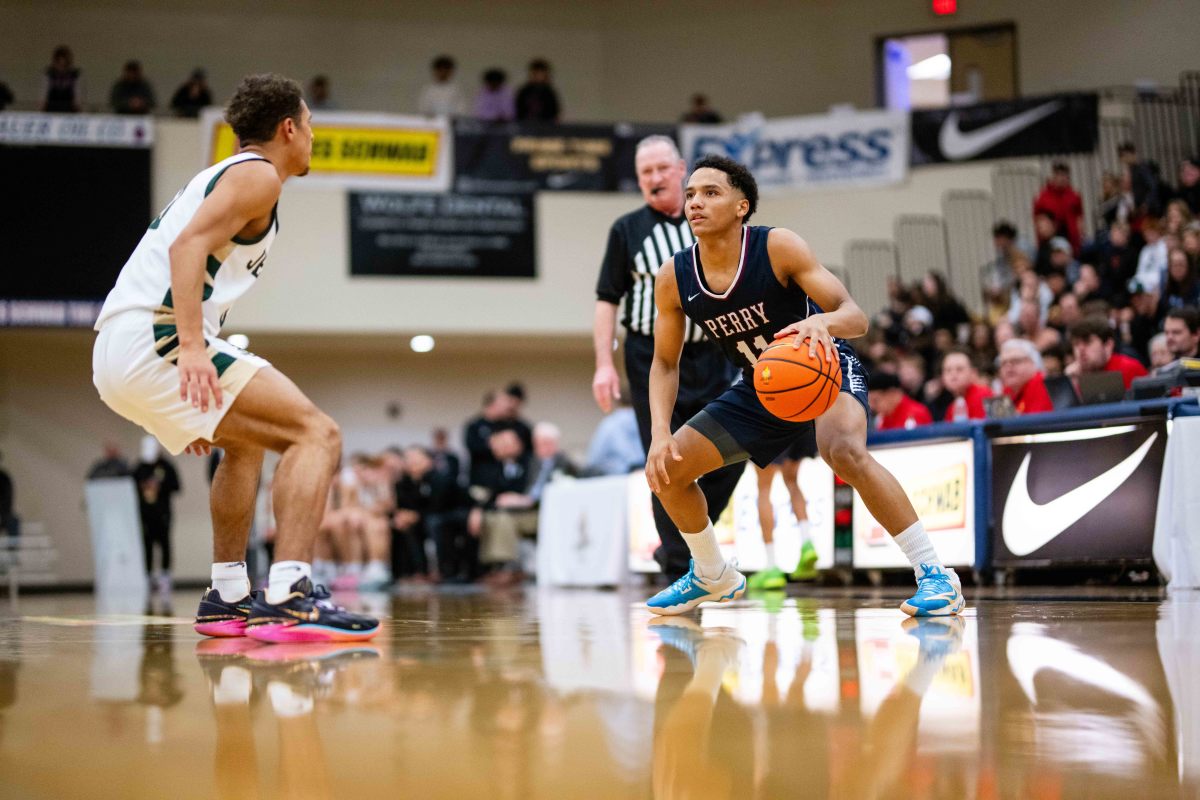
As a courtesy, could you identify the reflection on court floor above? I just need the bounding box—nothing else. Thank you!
[0,589,1195,798]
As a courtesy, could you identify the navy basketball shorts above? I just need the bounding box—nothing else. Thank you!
[686,349,870,468]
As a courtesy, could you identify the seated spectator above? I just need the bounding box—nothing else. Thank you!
[1176,157,1200,216]
[1072,263,1106,305]
[1051,291,1083,333]
[320,454,392,590]
[42,45,83,112]
[919,271,970,334]
[307,74,335,110]
[896,351,928,399]
[170,69,212,118]
[1040,345,1069,378]
[1184,223,1200,271]
[1134,218,1169,294]
[464,389,529,486]
[430,427,461,481]
[1164,307,1200,360]
[87,441,131,479]
[681,93,722,123]
[1016,297,1062,352]
[1066,316,1148,388]
[473,68,515,122]
[1119,141,1164,218]
[586,396,644,475]
[418,55,466,117]
[469,430,536,583]
[867,371,932,431]
[993,317,1018,349]
[1165,199,1193,237]
[1159,248,1200,315]
[981,221,1027,314]
[1148,332,1173,369]
[110,60,154,114]
[969,321,997,366]
[1033,162,1084,254]
[396,446,476,584]
[998,339,1054,415]
[940,348,992,421]
[1097,170,1123,231]
[515,59,560,122]
[1119,285,1161,360]
[526,423,579,502]
[1008,267,1053,327]
[1032,211,1059,274]
[1046,236,1080,286]
[0,80,13,112]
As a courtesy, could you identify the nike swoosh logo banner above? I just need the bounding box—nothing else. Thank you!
[992,422,1166,563]
[910,92,1098,165]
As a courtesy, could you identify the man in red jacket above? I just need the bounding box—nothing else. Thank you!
[940,348,992,421]
[1066,316,1148,389]
[1033,162,1084,254]
[999,339,1054,415]
[867,371,933,431]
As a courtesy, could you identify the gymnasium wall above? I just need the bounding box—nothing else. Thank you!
[2,0,1193,123]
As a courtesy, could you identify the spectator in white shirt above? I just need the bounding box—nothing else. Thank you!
[417,55,465,117]
[1134,217,1169,294]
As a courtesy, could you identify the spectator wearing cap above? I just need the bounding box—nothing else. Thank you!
[515,59,560,123]
[1066,317,1148,388]
[1164,307,1200,360]
[473,68,515,122]
[940,348,993,422]
[417,55,466,117]
[170,69,211,118]
[1034,162,1084,254]
[42,45,83,112]
[867,371,932,431]
[1134,218,1169,294]
[1047,236,1080,287]
[110,60,155,115]
[999,339,1054,415]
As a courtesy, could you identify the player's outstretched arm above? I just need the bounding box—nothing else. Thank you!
[167,161,281,413]
[646,262,686,492]
[767,228,868,362]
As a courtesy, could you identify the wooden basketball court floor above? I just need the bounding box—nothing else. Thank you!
[0,585,1196,798]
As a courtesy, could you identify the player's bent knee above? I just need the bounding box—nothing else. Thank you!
[824,438,869,481]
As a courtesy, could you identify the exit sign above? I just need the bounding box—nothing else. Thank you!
[933,0,957,14]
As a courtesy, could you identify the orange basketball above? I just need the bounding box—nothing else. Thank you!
[753,336,842,422]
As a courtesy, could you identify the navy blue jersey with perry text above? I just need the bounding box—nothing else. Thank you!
[675,225,819,381]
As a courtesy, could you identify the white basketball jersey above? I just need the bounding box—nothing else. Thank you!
[95,152,279,339]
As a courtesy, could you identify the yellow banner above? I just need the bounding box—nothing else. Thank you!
[906,463,968,531]
[209,123,441,177]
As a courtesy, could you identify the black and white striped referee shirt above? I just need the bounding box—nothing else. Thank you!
[595,206,707,343]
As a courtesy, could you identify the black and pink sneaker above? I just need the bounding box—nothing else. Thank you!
[246,578,380,643]
[194,588,255,638]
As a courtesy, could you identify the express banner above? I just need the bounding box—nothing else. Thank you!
[0,112,153,147]
[453,120,675,194]
[852,438,976,568]
[201,109,451,192]
[348,191,535,278]
[910,92,1099,165]
[679,109,909,192]
[991,421,1165,566]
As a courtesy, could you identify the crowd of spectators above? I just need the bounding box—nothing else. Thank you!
[857,150,1200,431]
[276,382,645,593]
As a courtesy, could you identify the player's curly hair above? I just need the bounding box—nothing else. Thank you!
[225,74,304,145]
[691,154,759,222]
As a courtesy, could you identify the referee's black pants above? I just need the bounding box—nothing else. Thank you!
[624,333,743,581]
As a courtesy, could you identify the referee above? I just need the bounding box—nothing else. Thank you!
[593,135,742,581]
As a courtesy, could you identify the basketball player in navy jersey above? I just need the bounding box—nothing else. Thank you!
[644,155,964,617]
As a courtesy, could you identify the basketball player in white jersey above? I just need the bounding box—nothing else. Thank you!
[93,74,378,642]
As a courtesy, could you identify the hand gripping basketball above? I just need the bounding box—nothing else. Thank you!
[753,336,842,422]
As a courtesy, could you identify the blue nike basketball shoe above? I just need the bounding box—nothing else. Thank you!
[646,559,747,615]
[900,564,965,617]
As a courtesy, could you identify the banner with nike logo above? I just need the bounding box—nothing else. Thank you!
[910,93,1098,165]
[990,421,1166,566]
[453,119,675,194]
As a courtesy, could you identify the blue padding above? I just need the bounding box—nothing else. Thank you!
[867,421,977,447]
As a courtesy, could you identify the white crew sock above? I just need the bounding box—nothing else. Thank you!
[797,520,812,545]
[681,521,726,580]
[763,542,777,570]
[267,560,311,604]
[892,521,942,578]
[211,561,250,602]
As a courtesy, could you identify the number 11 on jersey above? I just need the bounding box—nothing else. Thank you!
[735,335,771,366]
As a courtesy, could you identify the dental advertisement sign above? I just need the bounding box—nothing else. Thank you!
[852,438,976,569]
[679,109,909,192]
